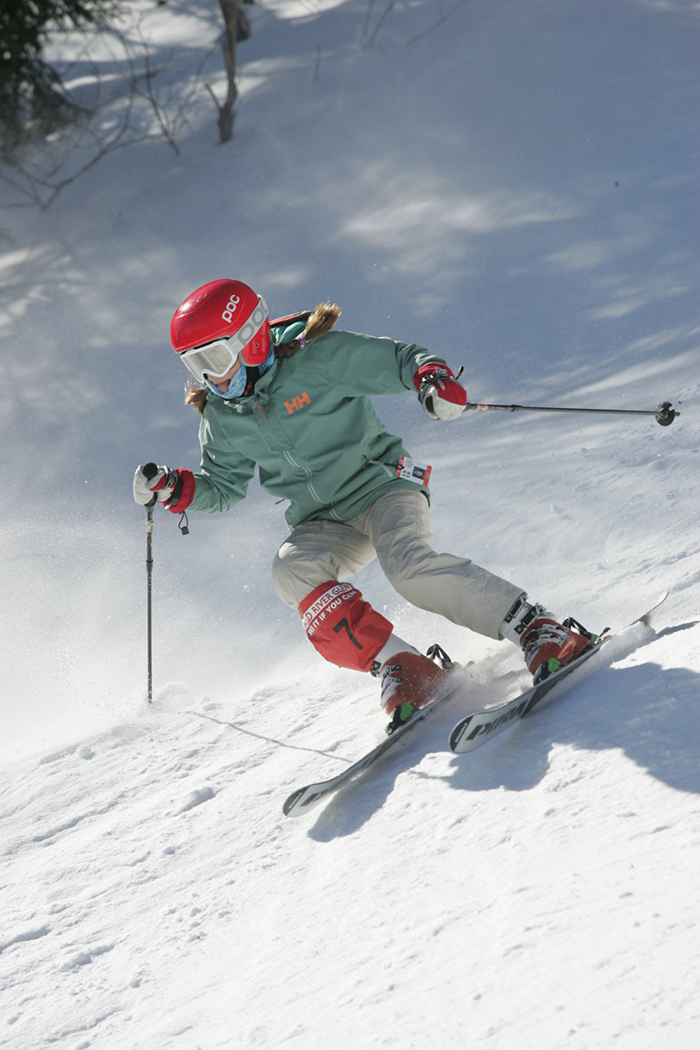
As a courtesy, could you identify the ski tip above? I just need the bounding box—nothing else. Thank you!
[282,788,308,817]
[283,780,338,817]
[637,591,669,627]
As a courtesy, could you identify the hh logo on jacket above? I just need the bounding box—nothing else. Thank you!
[284,391,311,415]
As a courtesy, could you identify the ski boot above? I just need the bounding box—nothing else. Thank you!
[374,645,454,735]
[518,606,597,683]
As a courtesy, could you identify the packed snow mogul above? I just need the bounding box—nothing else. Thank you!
[133,279,594,732]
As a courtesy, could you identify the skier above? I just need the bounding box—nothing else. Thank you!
[133,279,592,731]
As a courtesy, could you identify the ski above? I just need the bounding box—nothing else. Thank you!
[448,593,668,754]
[282,683,456,818]
[282,594,668,816]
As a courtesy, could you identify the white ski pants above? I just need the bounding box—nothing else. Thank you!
[271,490,524,641]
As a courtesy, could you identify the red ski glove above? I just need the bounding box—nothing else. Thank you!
[133,464,195,511]
[413,363,467,421]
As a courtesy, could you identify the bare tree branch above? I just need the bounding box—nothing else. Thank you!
[406,0,470,47]
[363,0,398,49]
[1,2,255,206]
[205,0,240,145]
[0,18,193,208]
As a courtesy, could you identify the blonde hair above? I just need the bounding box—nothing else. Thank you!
[185,301,341,415]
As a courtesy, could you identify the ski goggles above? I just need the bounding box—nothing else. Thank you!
[179,297,269,381]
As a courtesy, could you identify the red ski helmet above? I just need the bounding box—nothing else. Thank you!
[170,279,272,380]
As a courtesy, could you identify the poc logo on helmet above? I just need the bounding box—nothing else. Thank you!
[222,294,241,323]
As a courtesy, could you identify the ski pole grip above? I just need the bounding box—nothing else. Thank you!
[143,462,159,508]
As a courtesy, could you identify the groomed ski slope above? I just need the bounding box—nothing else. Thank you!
[2,613,699,1048]
[1,1,699,1047]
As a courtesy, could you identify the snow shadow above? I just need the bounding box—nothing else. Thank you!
[302,690,472,841]
[304,759,419,842]
[444,656,700,798]
[305,642,700,840]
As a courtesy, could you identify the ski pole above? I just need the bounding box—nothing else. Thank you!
[465,400,679,427]
[142,462,159,704]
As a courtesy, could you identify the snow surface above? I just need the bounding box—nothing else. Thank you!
[1,1,699,1047]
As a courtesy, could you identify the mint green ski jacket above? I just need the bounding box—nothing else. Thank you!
[187,315,445,529]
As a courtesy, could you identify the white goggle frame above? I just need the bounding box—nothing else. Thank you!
[180,297,268,382]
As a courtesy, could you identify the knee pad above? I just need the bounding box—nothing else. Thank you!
[298,582,392,673]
